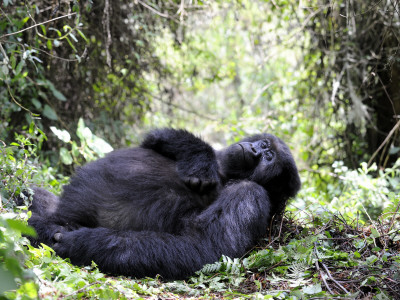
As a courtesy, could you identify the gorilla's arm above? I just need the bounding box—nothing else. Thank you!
[53,181,270,279]
[141,128,220,193]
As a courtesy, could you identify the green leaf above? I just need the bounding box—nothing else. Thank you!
[15,60,25,75]
[302,283,322,294]
[51,88,67,101]
[65,37,77,52]
[15,169,24,176]
[71,141,80,157]
[29,122,35,134]
[18,282,38,299]
[42,105,58,120]
[371,228,380,238]
[6,219,37,237]
[40,24,46,35]
[22,16,30,24]
[1,64,9,77]
[31,98,42,109]
[366,255,378,265]
[76,118,86,140]
[76,28,89,43]
[0,268,17,294]
[47,39,53,50]
[88,135,113,156]
[70,33,78,42]
[63,25,72,32]
[82,127,93,140]
[60,147,73,165]
[10,55,16,69]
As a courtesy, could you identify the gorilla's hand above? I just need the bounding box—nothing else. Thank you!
[141,128,222,195]
[177,158,221,195]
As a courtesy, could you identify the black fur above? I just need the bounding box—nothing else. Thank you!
[28,128,300,279]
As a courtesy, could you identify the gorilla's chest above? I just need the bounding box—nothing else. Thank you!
[94,148,207,231]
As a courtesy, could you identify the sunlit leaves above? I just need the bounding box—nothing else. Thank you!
[51,118,113,166]
[59,147,73,165]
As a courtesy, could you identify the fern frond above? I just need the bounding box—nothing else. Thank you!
[199,261,223,275]
[287,261,310,279]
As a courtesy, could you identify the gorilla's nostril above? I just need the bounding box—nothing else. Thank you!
[266,150,274,161]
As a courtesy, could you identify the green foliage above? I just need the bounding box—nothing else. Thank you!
[192,256,245,292]
[0,2,86,142]
[0,125,42,207]
[1,0,202,154]
[139,0,302,146]
[0,215,38,298]
[297,0,400,168]
[50,118,113,167]
[295,159,400,222]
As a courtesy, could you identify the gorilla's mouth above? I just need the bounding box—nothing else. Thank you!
[238,143,259,168]
[238,143,247,163]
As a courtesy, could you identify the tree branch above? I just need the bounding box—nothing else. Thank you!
[0,13,77,40]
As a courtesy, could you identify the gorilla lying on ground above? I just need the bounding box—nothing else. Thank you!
[28,128,300,279]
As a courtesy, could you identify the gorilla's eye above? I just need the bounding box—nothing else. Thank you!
[260,140,270,149]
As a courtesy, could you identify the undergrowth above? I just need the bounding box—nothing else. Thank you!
[1,209,399,299]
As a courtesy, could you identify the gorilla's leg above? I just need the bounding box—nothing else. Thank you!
[54,228,210,279]
[52,181,270,279]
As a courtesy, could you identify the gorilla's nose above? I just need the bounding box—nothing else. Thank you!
[240,142,262,157]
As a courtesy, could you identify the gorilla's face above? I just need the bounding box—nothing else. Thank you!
[233,139,274,170]
[217,134,300,201]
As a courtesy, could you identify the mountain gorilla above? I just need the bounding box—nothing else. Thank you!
[27,128,300,279]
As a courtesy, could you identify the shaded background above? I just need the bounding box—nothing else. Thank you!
[2,0,399,168]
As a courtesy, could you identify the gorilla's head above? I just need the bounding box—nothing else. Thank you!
[217,133,301,215]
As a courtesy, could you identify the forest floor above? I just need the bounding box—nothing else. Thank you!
[8,212,398,300]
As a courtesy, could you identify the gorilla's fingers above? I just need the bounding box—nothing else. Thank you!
[184,177,219,195]
[184,177,201,191]
[199,180,216,194]
[54,232,62,242]
[190,177,200,189]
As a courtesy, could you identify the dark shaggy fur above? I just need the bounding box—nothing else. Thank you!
[28,128,300,279]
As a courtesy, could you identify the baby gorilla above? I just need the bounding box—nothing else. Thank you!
[28,128,300,279]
